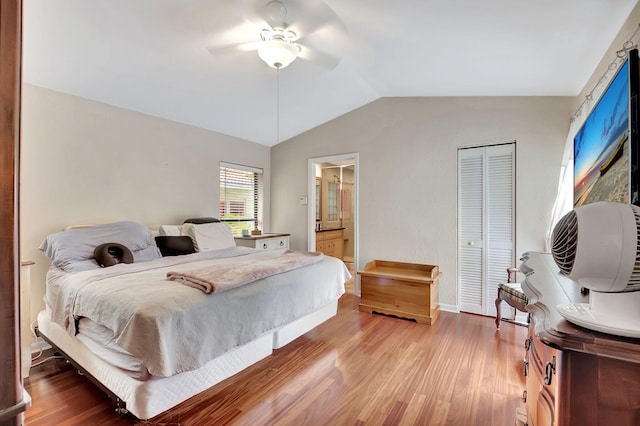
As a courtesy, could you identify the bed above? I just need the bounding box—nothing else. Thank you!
[36,221,349,420]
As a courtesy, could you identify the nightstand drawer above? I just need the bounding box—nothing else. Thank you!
[258,236,289,250]
[234,234,290,251]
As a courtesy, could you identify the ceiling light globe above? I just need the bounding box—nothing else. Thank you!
[258,39,298,69]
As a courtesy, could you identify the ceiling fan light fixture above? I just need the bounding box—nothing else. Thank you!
[258,38,299,68]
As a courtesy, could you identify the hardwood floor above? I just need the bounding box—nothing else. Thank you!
[24,294,527,425]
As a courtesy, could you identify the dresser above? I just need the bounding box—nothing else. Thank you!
[234,233,290,251]
[520,252,640,426]
[315,228,344,260]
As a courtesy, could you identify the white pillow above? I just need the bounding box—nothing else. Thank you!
[158,225,182,236]
[181,222,236,252]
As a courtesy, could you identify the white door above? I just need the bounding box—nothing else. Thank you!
[458,143,515,316]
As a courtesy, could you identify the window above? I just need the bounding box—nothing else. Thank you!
[327,181,338,221]
[219,162,263,236]
[315,177,321,221]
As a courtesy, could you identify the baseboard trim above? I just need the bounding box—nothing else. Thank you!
[439,303,459,313]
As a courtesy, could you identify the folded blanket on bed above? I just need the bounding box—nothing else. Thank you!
[166,250,324,293]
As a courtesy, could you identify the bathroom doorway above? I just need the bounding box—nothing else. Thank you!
[308,153,359,295]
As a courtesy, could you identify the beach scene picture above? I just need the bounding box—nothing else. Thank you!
[574,60,630,207]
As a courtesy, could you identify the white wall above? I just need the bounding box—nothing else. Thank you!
[20,84,271,323]
[271,96,573,309]
[573,2,640,112]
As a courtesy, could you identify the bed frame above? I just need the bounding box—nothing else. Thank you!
[36,300,338,420]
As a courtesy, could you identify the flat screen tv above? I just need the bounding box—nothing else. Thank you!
[573,48,640,207]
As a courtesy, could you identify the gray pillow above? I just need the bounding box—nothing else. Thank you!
[40,221,153,271]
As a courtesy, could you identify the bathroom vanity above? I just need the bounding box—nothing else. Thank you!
[315,228,344,260]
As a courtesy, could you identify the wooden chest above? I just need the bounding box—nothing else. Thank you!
[357,260,440,324]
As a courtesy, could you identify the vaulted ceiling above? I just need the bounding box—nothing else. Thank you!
[23,0,638,146]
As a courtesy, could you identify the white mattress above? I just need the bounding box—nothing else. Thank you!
[37,299,338,419]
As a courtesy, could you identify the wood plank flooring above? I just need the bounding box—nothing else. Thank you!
[24,294,527,425]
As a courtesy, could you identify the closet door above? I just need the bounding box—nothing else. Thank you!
[458,147,485,315]
[458,143,515,316]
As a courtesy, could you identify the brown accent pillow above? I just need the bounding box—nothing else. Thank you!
[94,243,134,267]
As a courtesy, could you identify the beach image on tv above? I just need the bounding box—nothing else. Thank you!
[574,60,630,207]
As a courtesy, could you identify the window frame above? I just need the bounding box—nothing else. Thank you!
[219,162,264,236]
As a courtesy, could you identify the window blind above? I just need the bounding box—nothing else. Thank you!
[219,163,263,235]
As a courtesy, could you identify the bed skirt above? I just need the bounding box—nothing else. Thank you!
[36,299,338,420]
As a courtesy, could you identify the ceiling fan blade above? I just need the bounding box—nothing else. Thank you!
[297,46,341,70]
[203,16,265,57]
[207,40,262,57]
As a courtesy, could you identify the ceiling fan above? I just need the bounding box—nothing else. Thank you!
[206,0,346,70]
[256,27,300,69]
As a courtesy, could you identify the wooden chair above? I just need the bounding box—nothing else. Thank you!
[495,267,529,328]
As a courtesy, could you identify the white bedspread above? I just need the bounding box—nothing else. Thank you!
[45,247,349,377]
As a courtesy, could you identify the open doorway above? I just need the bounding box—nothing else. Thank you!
[308,153,359,295]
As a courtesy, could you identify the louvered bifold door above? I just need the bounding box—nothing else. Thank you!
[458,147,485,315]
[458,143,515,316]
[485,144,515,316]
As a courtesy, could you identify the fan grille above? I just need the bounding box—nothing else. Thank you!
[551,210,578,275]
[629,204,640,291]
[551,205,640,290]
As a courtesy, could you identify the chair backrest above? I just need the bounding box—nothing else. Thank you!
[507,267,520,283]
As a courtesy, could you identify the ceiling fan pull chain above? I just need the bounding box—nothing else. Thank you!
[276,66,280,144]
